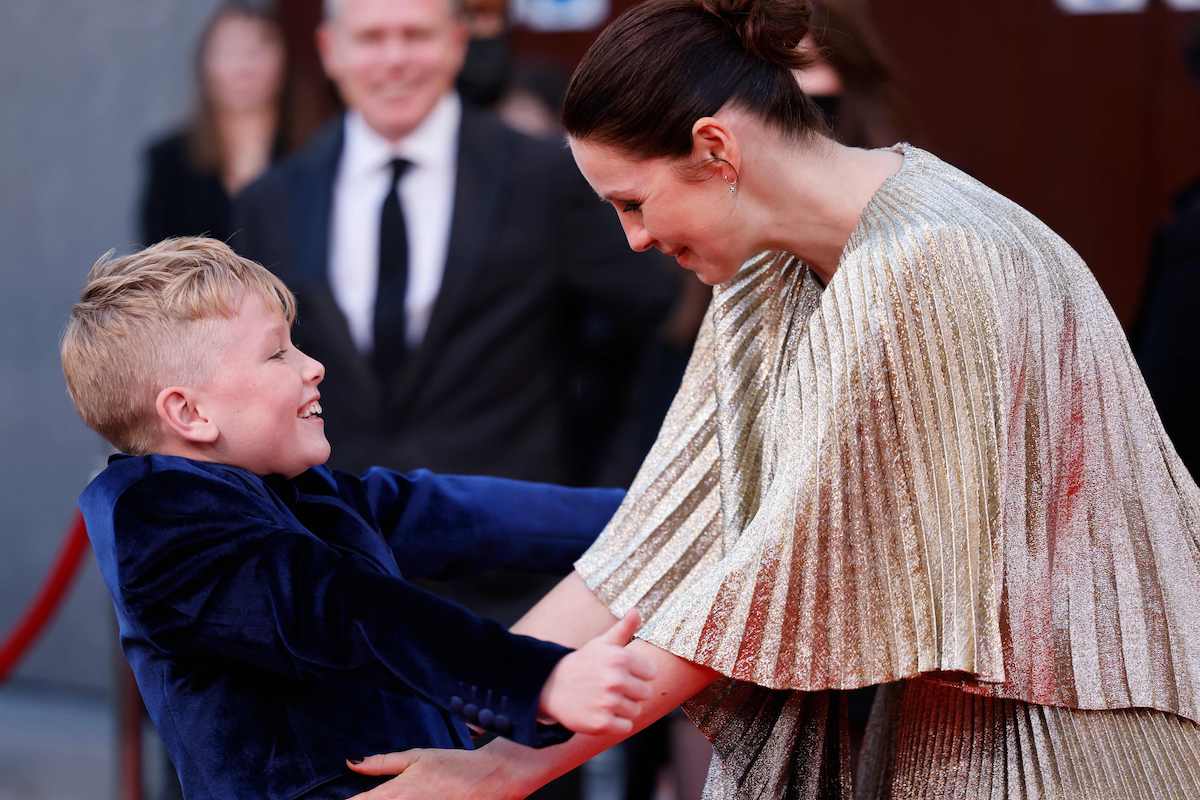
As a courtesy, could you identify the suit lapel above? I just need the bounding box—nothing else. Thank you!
[287,120,341,285]
[389,108,510,414]
[287,118,381,404]
[295,492,400,576]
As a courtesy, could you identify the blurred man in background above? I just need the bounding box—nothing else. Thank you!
[232,1,676,794]
[234,0,674,488]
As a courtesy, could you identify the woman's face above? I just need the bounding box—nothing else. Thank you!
[569,137,749,285]
[203,14,286,114]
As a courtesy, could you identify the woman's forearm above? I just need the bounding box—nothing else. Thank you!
[511,571,618,648]
[487,639,720,796]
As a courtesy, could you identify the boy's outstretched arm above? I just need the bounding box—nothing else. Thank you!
[106,468,644,748]
[348,638,718,799]
[351,468,624,580]
[346,571,720,799]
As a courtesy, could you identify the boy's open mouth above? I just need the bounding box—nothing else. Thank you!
[298,399,323,420]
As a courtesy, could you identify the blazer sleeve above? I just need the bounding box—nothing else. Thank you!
[113,469,573,748]
[351,467,624,581]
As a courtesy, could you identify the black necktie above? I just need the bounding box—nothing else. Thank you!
[373,157,411,383]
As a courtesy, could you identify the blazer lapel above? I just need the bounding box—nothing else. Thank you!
[389,108,510,414]
[295,492,400,576]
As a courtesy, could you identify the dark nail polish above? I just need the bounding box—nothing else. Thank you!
[348,756,364,765]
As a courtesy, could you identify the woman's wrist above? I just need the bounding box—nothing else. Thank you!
[479,739,544,798]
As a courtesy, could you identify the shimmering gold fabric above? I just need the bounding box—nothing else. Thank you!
[574,145,1200,798]
[861,678,1200,800]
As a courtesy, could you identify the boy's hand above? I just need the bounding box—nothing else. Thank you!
[537,610,656,736]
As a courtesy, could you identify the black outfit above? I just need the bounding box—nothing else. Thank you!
[1133,179,1200,480]
[139,128,283,244]
[232,107,677,487]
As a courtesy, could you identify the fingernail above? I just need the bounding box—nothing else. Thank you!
[348,756,364,765]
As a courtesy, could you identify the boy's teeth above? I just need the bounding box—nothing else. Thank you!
[300,401,322,419]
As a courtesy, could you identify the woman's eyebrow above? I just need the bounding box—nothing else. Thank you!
[599,190,636,203]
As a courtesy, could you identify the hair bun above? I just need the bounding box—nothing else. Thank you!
[699,0,813,69]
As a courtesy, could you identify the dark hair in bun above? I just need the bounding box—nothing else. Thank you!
[563,0,824,159]
[699,0,814,70]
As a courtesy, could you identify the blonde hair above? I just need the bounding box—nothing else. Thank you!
[61,237,296,454]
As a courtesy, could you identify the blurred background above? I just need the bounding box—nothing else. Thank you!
[2,0,1198,798]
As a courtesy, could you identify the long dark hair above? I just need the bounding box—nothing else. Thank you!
[562,0,825,159]
[187,2,289,173]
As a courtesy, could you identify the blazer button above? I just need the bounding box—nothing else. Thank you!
[450,696,464,713]
[477,708,495,728]
[493,714,511,735]
[464,703,480,723]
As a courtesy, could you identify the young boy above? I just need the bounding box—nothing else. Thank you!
[63,238,653,800]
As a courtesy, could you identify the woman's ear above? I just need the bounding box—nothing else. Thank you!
[156,386,219,444]
[690,116,742,184]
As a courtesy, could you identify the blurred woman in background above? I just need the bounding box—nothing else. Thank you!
[137,8,289,797]
[800,0,909,149]
[140,2,289,245]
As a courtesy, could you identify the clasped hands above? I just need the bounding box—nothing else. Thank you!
[344,610,654,799]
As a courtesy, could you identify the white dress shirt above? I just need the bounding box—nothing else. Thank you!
[328,95,461,352]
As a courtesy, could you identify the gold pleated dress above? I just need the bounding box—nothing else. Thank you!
[574,144,1200,799]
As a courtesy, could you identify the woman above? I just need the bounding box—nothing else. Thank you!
[347,0,1200,797]
[140,2,287,245]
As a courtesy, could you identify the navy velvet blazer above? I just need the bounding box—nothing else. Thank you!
[80,454,622,800]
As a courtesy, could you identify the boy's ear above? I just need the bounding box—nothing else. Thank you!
[155,386,218,444]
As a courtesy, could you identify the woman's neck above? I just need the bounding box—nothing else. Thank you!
[214,108,278,193]
[748,137,902,285]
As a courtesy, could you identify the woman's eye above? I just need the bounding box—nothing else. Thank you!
[622,201,642,213]
[270,349,287,360]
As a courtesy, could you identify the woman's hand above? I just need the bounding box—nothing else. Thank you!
[345,748,523,800]
[348,638,721,798]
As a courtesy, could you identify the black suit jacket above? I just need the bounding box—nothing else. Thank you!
[233,107,677,485]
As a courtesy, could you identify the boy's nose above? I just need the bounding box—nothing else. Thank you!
[305,355,325,384]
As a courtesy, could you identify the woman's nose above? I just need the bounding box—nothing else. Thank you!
[623,221,654,253]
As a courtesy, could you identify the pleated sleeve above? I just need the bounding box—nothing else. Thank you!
[576,223,1009,694]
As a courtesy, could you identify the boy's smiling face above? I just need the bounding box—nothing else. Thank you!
[163,292,330,478]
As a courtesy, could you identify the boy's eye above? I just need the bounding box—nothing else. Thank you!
[270,349,287,360]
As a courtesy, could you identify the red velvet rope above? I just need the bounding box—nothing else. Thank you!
[0,511,89,683]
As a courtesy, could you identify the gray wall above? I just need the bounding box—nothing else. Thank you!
[1,1,221,694]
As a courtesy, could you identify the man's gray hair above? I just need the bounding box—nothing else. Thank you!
[323,0,466,21]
